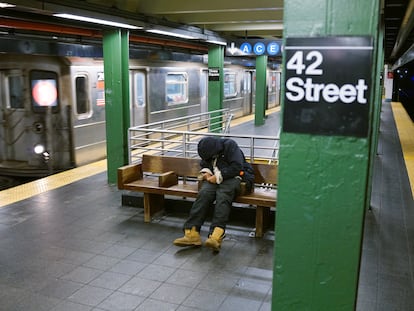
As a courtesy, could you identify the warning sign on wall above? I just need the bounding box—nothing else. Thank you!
[283,36,373,138]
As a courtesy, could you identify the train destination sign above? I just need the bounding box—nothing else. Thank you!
[282,36,373,137]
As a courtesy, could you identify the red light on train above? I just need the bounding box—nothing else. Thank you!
[32,80,57,107]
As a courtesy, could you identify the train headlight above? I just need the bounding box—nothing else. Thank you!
[42,151,50,161]
[34,144,45,154]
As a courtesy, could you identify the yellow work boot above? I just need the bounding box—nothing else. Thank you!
[173,227,202,247]
[205,227,225,252]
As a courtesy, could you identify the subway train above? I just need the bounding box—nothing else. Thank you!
[0,52,281,178]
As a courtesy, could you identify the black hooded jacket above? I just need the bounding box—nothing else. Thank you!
[197,137,253,183]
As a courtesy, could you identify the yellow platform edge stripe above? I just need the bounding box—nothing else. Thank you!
[391,101,414,197]
[0,159,107,208]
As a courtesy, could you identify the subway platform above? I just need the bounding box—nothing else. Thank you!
[0,102,413,310]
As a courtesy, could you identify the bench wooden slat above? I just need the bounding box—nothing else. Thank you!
[235,190,277,207]
[124,180,199,197]
[118,154,278,237]
[142,154,200,177]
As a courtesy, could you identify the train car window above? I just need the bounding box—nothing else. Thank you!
[224,72,237,98]
[252,71,257,92]
[133,72,146,107]
[242,72,251,94]
[166,73,188,105]
[6,74,24,109]
[75,76,90,115]
[200,70,207,99]
[268,71,277,93]
[30,70,59,113]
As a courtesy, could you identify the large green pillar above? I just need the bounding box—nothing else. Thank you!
[255,55,267,126]
[102,29,130,183]
[273,1,381,310]
[208,45,224,132]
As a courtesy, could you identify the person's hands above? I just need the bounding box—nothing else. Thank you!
[202,172,217,183]
[207,174,217,184]
[201,171,212,180]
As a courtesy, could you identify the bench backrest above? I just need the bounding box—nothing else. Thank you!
[142,154,277,185]
[251,162,278,185]
[142,154,200,177]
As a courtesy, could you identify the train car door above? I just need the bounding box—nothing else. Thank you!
[200,69,208,114]
[275,71,282,107]
[267,70,281,108]
[0,67,71,176]
[130,70,147,127]
[251,70,257,113]
[0,70,27,164]
[242,70,253,115]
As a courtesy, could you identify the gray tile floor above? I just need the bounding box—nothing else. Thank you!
[0,101,413,310]
[0,172,273,311]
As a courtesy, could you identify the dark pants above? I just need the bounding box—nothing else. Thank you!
[184,178,241,234]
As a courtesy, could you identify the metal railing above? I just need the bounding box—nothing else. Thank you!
[128,110,279,164]
[132,109,232,133]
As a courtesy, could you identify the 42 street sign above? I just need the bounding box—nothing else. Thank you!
[283,36,374,137]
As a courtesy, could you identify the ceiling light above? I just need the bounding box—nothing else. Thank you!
[146,28,196,40]
[0,2,15,8]
[54,13,142,30]
[206,39,227,46]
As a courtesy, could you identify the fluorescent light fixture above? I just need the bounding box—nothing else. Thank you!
[146,28,196,40]
[54,13,142,30]
[0,2,15,8]
[206,39,227,46]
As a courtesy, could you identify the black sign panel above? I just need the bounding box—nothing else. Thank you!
[209,68,220,81]
[283,36,373,137]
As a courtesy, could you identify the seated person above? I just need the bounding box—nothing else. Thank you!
[173,136,254,252]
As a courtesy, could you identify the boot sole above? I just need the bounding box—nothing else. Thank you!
[204,241,220,252]
[173,242,202,247]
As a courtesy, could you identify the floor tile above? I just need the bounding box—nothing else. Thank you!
[68,285,113,307]
[150,283,194,305]
[97,291,144,311]
[89,271,132,290]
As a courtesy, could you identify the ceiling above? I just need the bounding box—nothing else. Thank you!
[383,0,414,68]
[90,0,284,39]
[0,0,414,67]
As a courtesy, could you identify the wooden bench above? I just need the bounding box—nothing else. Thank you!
[117,154,277,237]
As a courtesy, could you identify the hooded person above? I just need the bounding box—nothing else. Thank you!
[173,136,254,252]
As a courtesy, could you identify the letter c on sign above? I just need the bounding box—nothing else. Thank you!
[254,42,265,55]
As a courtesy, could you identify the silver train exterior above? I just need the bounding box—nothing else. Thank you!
[0,54,281,177]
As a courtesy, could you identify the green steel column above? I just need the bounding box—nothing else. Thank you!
[273,0,381,310]
[102,29,130,184]
[208,45,224,132]
[255,55,267,126]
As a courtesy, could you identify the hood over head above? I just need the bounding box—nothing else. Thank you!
[197,137,223,160]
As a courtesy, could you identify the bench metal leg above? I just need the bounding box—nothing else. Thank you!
[144,193,165,222]
[255,206,271,238]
